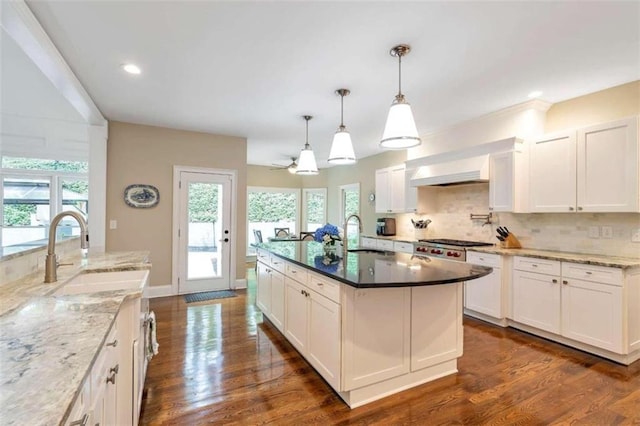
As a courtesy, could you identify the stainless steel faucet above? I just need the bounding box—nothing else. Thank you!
[44,211,90,283]
[343,214,363,258]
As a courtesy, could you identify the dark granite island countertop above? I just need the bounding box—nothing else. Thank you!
[257,241,492,288]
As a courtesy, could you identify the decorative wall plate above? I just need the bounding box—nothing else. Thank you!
[124,184,159,208]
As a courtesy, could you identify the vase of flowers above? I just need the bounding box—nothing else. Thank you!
[313,223,344,255]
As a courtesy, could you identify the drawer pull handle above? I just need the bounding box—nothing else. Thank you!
[552,279,557,283]
[110,364,119,374]
[563,280,568,285]
[106,339,118,348]
[291,270,296,274]
[316,282,324,287]
[479,257,485,261]
[106,372,117,385]
[585,271,592,275]
[532,264,538,268]
[69,414,89,426]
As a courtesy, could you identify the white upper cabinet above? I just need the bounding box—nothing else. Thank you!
[489,141,527,212]
[577,117,639,212]
[530,116,639,213]
[375,164,412,213]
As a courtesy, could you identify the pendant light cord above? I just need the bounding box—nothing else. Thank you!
[340,93,344,128]
[397,53,403,97]
[305,116,310,149]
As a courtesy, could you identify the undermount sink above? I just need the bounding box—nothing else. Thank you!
[54,269,150,295]
[347,249,394,255]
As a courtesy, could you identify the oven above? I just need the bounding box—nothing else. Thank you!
[413,238,493,262]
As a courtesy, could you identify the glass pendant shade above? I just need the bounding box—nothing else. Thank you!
[328,128,356,165]
[296,146,318,175]
[380,98,421,149]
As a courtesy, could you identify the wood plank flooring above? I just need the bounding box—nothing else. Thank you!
[140,270,640,425]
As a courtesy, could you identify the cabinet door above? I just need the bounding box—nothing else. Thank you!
[361,237,377,249]
[512,270,561,333]
[307,291,341,390]
[270,271,285,333]
[284,278,308,354]
[412,283,463,371]
[464,268,503,318]
[561,278,623,352]
[404,168,418,212]
[342,286,411,390]
[577,117,639,212]
[530,131,577,212]
[390,165,406,212]
[489,151,514,212]
[375,169,391,213]
[256,262,271,315]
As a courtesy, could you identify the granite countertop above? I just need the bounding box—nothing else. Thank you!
[467,246,640,269]
[0,250,150,426]
[258,241,492,288]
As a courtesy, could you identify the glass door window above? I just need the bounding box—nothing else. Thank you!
[302,188,326,232]
[340,183,360,247]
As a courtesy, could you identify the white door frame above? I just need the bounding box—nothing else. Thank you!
[172,165,238,295]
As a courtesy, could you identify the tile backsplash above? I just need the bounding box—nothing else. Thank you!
[397,183,640,258]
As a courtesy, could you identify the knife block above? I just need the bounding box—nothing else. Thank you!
[500,233,522,249]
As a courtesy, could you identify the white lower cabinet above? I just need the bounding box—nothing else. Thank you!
[342,286,411,390]
[284,277,308,353]
[307,289,341,389]
[465,252,506,324]
[256,252,285,333]
[270,270,285,332]
[511,256,635,359]
[256,261,271,315]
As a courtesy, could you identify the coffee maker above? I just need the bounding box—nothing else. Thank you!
[376,218,396,236]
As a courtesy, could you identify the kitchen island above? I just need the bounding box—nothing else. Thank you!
[255,241,492,408]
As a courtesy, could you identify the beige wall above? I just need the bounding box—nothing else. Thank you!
[106,121,247,287]
[545,80,640,132]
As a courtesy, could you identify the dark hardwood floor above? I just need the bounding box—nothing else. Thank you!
[140,269,640,425]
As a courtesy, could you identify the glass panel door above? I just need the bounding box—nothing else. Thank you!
[302,188,326,232]
[178,171,231,294]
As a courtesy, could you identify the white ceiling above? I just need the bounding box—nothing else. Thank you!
[23,1,640,168]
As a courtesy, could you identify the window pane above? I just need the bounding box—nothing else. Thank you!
[61,178,89,238]
[343,188,360,247]
[305,191,325,231]
[247,190,298,255]
[3,177,50,247]
[2,157,88,173]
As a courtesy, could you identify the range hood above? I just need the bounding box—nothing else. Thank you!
[409,155,489,186]
[406,137,523,187]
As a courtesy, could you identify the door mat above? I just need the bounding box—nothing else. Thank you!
[184,290,237,303]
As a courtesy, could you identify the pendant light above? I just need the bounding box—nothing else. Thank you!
[380,44,421,149]
[328,88,357,165]
[296,115,319,175]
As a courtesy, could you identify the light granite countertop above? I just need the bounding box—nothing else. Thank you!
[0,250,150,426]
[467,246,640,269]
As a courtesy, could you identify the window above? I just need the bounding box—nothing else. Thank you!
[1,156,88,249]
[302,188,326,233]
[247,187,300,255]
[339,183,360,247]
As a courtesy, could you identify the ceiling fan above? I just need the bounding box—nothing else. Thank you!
[270,157,298,174]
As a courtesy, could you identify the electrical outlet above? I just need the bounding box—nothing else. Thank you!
[632,228,640,243]
[109,219,117,230]
[588,226,600,238]
[601,226,613,239]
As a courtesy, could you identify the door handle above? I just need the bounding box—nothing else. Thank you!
[224,238,229,242]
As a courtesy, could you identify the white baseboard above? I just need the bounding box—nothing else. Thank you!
[234,278,247,289]
[145,285,174,299]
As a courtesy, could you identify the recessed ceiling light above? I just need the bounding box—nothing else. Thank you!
[122,63,141,75]
[528,90,543,99]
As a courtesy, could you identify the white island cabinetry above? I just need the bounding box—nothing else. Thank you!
[255,249,466,408]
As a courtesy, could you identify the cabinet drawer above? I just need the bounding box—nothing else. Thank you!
[285,262,308,284]
[376,239,394,250]
[514,256,561,275]
[269,255,286,274]
[361,237,377,249]
[466,251,501,268]
[256,248,269,263]
[561,262,623,286]
[393,241,414,254]
[307,272,341,304]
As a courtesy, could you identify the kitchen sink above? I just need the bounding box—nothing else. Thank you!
[54,269,150,295]
[347,249,395,255]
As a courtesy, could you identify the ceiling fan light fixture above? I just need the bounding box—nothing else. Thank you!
[287,163,298,174]
[328,88,357,165]
[296,115,319,175]
[380,44,422,150]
